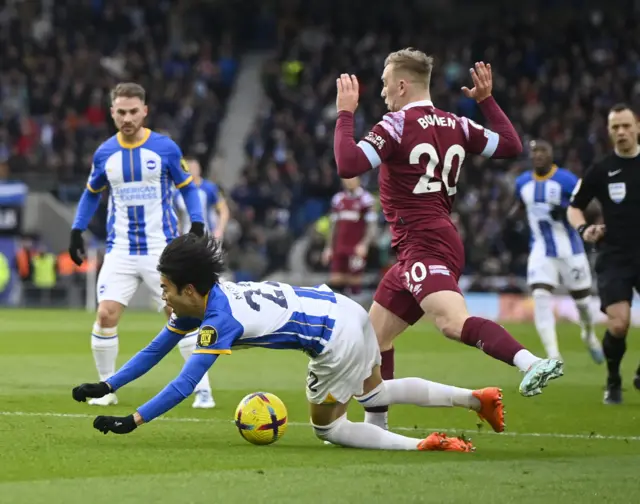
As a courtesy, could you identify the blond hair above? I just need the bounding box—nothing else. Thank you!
[110,82,146,104]
[384,48,434,87]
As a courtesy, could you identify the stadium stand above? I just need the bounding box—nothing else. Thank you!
[234,1,640,281]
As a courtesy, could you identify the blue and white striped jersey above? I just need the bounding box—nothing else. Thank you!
[173,180,220,233]
[515,166,584,258]
[86,129,193,254]
[168,281,337,358]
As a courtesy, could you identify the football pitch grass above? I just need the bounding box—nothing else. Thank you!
[1,309,639,504]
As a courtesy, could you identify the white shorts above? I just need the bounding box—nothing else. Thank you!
[527,251,592,291]
[306,294,381,405]
[97,252,165,311]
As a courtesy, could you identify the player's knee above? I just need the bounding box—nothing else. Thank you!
[608,317,630,338]
[435,315,467,340]
[97,304,120,328]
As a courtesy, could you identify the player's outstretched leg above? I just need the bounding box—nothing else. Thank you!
[421,291,563,397]
[532,288,561,360]
[89,301,124,406]
[311,404,473,452]
[178,332,215,408]
[356,378,505,433]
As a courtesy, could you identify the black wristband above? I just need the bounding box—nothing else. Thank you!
[577,224,588,238]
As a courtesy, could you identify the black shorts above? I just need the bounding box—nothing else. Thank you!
[595,247,640,313]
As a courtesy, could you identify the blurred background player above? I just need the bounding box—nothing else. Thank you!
[569,103,640,404]
[68,82,213,408]
[512,140,603,363]
[321,177,377,298]
[334,51,563,430]
[173,157,229,240]
[173,155,230,408]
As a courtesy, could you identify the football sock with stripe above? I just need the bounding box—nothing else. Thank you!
[178,331,213,393]
[91,323,118,382]
[364,348,394,429]
[357,379,480,410]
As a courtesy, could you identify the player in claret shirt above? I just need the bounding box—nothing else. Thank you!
[333,48,563,430]
[322,177,378,297]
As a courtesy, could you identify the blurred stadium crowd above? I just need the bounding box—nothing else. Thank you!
[2,0,639,288]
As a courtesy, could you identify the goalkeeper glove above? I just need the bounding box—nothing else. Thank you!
[189,221,205,237]
[69,229,86,266]
[93,415,138,435]
[72,382,111,402]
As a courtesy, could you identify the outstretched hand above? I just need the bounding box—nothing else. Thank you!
[461,62,493,103]
[336,74,360,113]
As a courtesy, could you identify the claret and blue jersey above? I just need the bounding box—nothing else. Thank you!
[105,282,338,422]
[515,166,585,258]
[73,128,204,254]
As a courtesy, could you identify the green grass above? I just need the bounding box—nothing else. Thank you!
[0,309,639,504]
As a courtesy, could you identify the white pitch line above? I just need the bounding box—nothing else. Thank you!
[1,410,639,442]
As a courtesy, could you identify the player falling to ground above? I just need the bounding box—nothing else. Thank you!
[69,82,215,409]
[173,157,229,240]
[511,140,603,363]
[321,177,377,297]
[171,156,230,409]
[72,235,506,452]
[568,103,640,404]
[333,49,563,430]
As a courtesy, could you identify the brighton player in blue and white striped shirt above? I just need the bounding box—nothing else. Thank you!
[513,140,603,363]
[69,83,215,409]
[73,235,508,452]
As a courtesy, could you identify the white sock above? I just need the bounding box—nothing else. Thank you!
[364,411,388,430]
[357,379,480,410]
[178,332,212,393]
[533,288,560,359]
[574,296,594,337]
[513,349,541,372]
[314,414,420,450]
[91,323,119,382]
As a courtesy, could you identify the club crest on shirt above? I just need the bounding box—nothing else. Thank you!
[197,325,218,347]
[608,182,626,203]
[180,158,190,173]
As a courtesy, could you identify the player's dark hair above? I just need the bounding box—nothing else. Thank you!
[157,234,224,295]
[110,82,146,104]
[609,103,633,114]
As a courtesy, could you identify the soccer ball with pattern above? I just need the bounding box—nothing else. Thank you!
[234,392,288,445]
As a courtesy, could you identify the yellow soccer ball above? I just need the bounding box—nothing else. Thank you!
[234,392,288,445]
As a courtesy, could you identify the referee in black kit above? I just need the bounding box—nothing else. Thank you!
[568,103,640,404]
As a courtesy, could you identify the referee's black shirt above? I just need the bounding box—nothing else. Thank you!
[570,152,640,251]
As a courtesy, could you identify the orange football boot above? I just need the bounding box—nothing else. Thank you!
[472,387,505,433]
[417,432,475,452]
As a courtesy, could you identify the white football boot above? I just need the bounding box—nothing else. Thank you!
[88,393,118,406]
[192,390,215,409]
